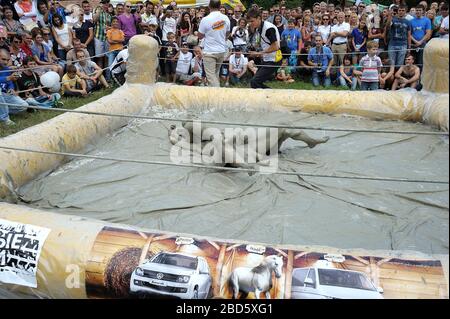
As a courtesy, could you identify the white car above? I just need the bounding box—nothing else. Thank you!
[130,252,212,299]
[291,267,384,299]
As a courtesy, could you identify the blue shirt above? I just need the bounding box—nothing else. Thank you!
[281,28,302,52]
[351,28,367,52]
[410,16,432,41]
[308,46,333,72]
[0,67,14,93]
[388,16,411,46]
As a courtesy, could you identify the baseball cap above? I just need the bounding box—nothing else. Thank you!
[100,0,110,4]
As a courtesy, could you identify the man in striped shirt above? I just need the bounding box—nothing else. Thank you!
[357,41,383,91]
[93,0,112,73]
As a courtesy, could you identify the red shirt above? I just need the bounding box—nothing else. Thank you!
[20,44,33,57]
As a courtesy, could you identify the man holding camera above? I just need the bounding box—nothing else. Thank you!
[308,35,333,87]
[247,7,281,89]
[0,49,28,127]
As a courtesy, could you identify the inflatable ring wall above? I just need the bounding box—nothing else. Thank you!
[0,36,448,299]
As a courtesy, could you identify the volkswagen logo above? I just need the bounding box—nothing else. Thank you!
[156,272,164,280]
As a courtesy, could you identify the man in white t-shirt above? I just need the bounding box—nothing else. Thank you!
[228,47,248,85]
[160,6,177,42]
[329,12,350,67]
[82,0,93,22]
[197,0,230,87]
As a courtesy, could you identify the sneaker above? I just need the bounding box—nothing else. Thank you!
[54,100,64,108]
[225,82,230,87]
[1,119,16,127]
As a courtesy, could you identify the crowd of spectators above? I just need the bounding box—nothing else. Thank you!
[0,0,449,127]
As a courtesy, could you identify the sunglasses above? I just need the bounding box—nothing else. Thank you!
[13,40,21,43]
[125,5,131,8]
[323,18,329,20]
[43,33,50,35]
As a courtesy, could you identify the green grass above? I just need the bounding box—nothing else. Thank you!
[1,78,348,139]
[0,87,115,138]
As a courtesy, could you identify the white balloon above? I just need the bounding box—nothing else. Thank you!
[40,71,61,93]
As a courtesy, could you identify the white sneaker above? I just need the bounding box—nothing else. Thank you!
[225,82,230,87]
[1,119,16,127]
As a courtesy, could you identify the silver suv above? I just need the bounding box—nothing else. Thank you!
[130,252,212,299]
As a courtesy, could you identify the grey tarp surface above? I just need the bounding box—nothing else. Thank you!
[18,107,449,254]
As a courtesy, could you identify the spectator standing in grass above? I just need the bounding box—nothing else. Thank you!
[329,12,350,68]
[52,13,73,61]
[93,0,112,71]
[106,17,125,69]
[197,0,230,87]
[118,1,141,45]
[281,18,302,67]
[386,4,411,70]
[356,40,382,91]
[72,9,95,57]
[164,31,178,83]
[351,18,368,64]
[410,4,432,67]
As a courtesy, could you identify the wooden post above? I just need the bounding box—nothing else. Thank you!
[138,235,154,264]
[284,250,294,299]
[214,244,227,296]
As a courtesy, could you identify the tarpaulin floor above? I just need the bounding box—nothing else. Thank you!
[18,106,449,254]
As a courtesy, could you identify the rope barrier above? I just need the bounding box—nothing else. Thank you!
[1,103,447,136]
[158,44,425,57]
[159,55,422,69]
[0,145,447,185]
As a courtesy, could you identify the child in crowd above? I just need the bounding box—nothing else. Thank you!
[62,64,88,97]
[276,59,295,83]
[164,32,178,83]
[351,19,368,64]
[356,40,382,90]
[175,42,193,84]
[106,17,125,72]
[228,47,248,85]
[338,55,357,90]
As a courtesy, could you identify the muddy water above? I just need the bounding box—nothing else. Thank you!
[19,106,449,254]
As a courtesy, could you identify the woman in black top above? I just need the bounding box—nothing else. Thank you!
[72,11,94,57]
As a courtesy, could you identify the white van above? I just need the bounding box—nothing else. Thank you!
[291,267,384,299]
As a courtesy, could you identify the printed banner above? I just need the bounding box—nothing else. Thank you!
[0,219,51,288]
[86,226,448,299]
